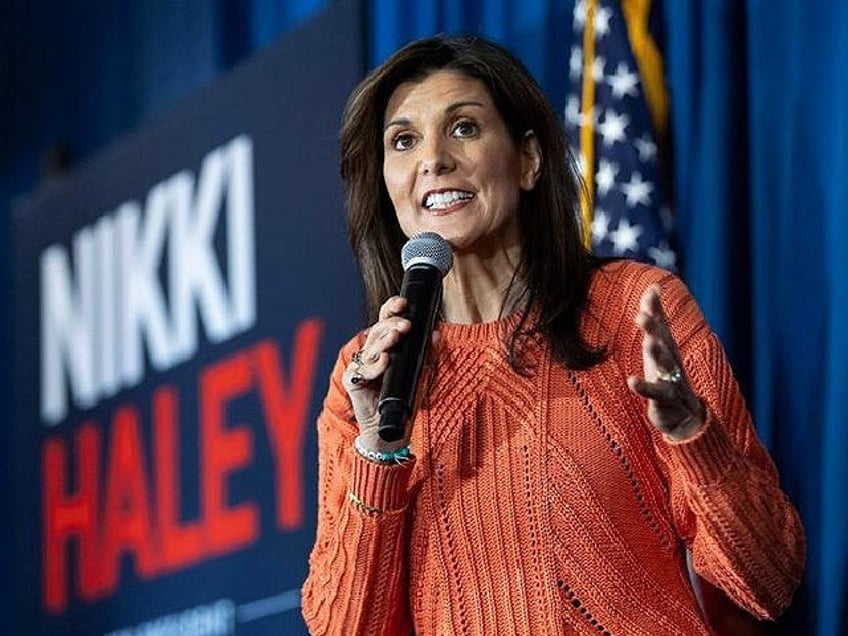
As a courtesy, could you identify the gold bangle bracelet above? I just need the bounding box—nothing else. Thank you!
[347,490,383,515]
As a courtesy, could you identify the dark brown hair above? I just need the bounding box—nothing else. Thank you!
[340,35,604,369]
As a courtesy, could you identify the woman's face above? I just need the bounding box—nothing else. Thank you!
[382,70,540,253]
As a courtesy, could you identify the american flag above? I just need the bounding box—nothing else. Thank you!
[565,0,677,271]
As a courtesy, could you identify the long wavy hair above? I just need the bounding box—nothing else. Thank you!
[340,35,604,370]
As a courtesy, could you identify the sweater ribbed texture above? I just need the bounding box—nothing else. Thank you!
[302,260,805,635]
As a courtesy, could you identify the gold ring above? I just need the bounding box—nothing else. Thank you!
[657,366,683,383]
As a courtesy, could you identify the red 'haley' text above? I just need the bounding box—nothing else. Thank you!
[42,328,323,613]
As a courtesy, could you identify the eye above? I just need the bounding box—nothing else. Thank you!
[390,132,417,151]
[452,119,479,139]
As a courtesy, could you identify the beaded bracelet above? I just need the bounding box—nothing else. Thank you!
[353,437,412,465]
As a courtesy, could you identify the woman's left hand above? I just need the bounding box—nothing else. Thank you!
[627,284,705,442]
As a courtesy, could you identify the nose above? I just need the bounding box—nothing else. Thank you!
[419,136,455,176]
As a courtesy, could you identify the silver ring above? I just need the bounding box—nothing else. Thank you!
[657,366,683,383]
[351,349,365,370]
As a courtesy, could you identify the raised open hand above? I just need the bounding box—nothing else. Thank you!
[626,284,705,441]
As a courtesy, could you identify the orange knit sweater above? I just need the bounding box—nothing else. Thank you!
[302,261,805,635]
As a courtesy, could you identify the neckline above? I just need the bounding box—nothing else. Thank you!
[436,310,524,344]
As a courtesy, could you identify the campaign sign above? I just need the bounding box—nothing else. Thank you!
[12,1,364,634]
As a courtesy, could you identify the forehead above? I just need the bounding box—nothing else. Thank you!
[383,69,493,122]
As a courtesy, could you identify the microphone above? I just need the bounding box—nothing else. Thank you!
[378,232,454,442]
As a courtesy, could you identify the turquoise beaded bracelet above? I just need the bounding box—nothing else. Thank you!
[354,437,412,465]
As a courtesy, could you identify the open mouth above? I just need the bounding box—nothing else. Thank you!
[422,190,475,210]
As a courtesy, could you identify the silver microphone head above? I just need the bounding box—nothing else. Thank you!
[401,232,454,275]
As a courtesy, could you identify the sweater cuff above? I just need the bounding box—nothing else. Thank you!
[664,411,740,485]
[349,449,415,513]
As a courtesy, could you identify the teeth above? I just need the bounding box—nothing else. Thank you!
[425,190,473,210]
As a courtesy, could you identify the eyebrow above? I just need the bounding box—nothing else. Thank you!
[383,100,486,131]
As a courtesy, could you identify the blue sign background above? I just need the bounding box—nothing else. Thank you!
[12,2,364,634]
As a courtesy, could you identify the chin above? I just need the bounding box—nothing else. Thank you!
[403,222,463,243]
[437,233,481,254]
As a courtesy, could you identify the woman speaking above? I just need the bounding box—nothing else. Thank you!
[302,35,804,635]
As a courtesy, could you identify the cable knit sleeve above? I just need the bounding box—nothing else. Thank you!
[648,272,806,620]
[301,336,415,635]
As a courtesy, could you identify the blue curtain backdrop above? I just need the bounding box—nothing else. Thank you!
[2,1,846,634]
[664,2,848,634]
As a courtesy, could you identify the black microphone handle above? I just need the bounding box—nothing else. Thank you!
[377,264,442,442]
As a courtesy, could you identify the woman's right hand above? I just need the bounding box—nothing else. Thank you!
[342,296,412,451]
